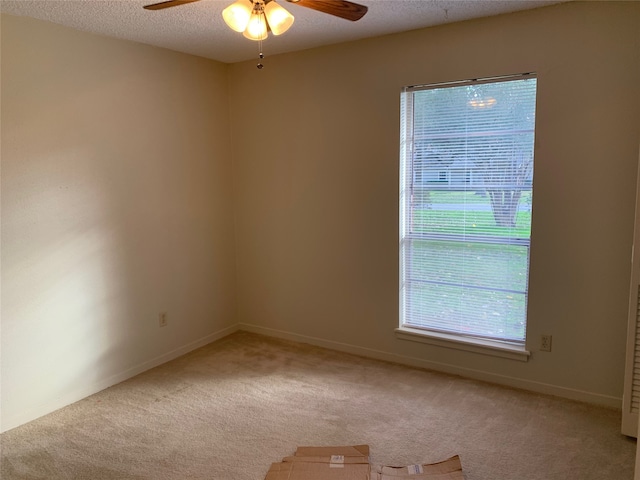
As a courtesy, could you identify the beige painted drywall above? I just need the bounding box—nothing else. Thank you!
[229,1,640,405]
[2,0,639,433]
[1,15,236,431]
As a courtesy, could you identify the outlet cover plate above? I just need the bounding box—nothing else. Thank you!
[540,334,552,352]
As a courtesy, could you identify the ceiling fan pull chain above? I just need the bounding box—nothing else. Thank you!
[257,8,265,69]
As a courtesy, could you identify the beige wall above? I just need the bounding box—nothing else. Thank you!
[229,1,640,405]
[1,15,236,431]
[2,1,639,433]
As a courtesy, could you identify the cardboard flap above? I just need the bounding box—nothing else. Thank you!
[294,445,370,458]
[283,455,370,465]
[375,471,464,480]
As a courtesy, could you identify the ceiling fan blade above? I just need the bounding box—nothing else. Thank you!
[143,0,201,10]
[286,0,368,22]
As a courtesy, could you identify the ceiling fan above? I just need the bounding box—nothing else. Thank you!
[143,0,368,24]
[143,0,367,68]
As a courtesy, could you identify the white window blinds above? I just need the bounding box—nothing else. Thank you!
[399,74,537,344]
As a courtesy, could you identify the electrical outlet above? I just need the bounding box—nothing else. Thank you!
[159,312,168,328]
[540,334,552,352]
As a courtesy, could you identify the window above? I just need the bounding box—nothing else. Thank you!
[399,74,537,353]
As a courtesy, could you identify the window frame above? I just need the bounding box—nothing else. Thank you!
[397,74,536,361]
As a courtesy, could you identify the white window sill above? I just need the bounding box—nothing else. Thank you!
[395,326,530,362]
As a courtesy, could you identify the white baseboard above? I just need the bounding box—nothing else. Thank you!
[1,324,240,433]
[238,323,622,410]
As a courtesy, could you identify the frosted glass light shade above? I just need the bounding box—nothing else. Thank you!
[468,97,497,108]
[264,1,294,35]
[222,0,253,33]
[243,11,268,41]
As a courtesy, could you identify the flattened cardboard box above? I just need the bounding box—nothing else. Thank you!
[375,470,463,480]
[265,445,370,480]
[265,461,371,480]
[375,455,464,479]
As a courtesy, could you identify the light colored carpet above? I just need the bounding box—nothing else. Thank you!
[1,331,636,479]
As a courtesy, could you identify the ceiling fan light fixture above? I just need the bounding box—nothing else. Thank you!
[264,1,294,36]
[222,0,253,32]
[243,10,269,41]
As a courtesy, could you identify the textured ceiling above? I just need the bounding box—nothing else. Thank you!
[1,0,567,64]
